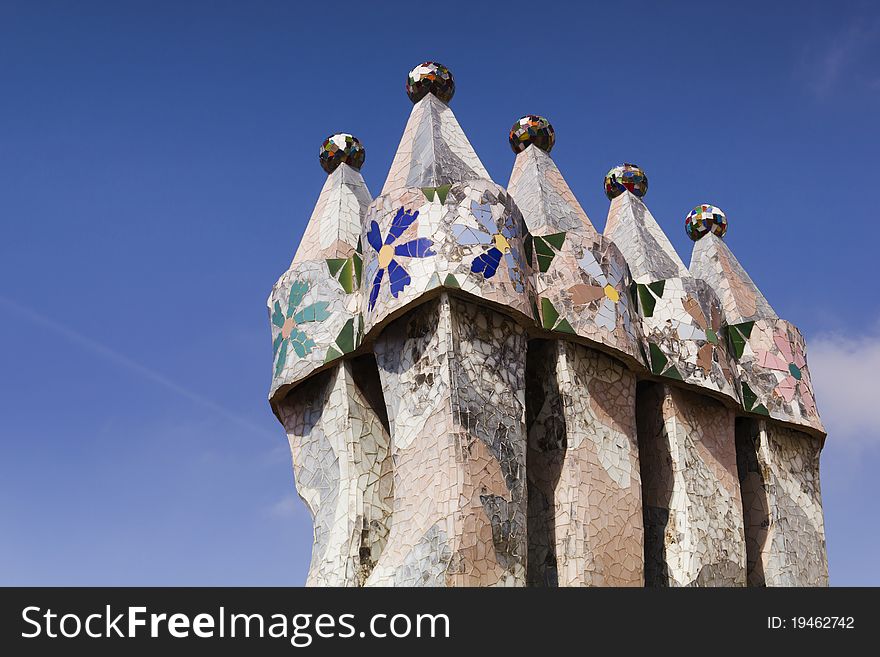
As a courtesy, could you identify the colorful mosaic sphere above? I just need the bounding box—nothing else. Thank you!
[319,133,365,174]
[604,163,649,200]
[509,115,555,154]
[685,204,728,241]
[406,62,455,104]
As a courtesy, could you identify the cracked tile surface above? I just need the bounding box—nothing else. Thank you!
[267,72,828,587]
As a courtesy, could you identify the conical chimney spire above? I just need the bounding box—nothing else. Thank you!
[506,116,597,237]
[292,134,372,265]
[689,229,777,325]
[381,63,490,196]
[604,191,688,283]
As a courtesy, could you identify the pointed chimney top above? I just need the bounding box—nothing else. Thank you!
[507,135,597,236]
[292,160,372,265]
[604,191,688,283]
[690,232,777,325]
[381,87,490,195]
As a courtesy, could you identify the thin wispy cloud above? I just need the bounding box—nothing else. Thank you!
[0,295,272,438]
[799,15,880,97]
[808,324,880,449]
[266,493,302,520]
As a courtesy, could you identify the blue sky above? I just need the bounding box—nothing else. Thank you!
[1,0,878,585]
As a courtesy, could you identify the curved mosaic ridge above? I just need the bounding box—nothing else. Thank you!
[633,276,740,402]
[532,232,642,364]
[362,180,534,333]
[269,197,821,436]
[688,232,823,433]
[267,84,822,439]
[268,259,363,396]
[726,317,824,433]
[507,143,643,365]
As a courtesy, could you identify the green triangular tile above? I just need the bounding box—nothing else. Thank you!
[435,184,451,204]
[533,236,555,257]
[540,297,559,330]
[648,280,666,298]
[338,258,354,293]
[543,232,566,250]
[537,253,555,273]
[638,284,657,317]
[334,318,356,354]
[662,365,683,381]
[727,325,746,360]
[324,346,343,363]
[648,342,668,374]
[326,258,346,277]
[352,253,362,288]
[742,382,758,411]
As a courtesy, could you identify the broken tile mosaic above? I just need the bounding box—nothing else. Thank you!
[686,204,727,241]
[319,133,365,174]
[405,61,455,104]
[604,163,648,200]
[266,61,829,588]
[509,115,555,154]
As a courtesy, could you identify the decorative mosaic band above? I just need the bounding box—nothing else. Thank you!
[268,186,821,437]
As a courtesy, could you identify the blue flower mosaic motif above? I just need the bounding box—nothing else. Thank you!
[452,200,526,292]
[271,280,331,377]
[366,208,435,310]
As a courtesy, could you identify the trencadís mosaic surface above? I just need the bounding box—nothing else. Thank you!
[267,61,828,588]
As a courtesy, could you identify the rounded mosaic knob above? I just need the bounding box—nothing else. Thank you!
[406,61,455,104]
[604,163,648,200]
[509,115,555,154]
[685,204,728,241]
[319,133,365,174]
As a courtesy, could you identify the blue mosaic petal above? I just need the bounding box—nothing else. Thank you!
[274,339,289,377]
[369,267,385,310]
[608,259,624,286]
[272,333,284,355]
[271,301,285,328]
[367,220,383,253]
[387,259,411,298]
[287,280,309,316]
[452,223,493,246]
[386,207,419,244]
[395,238,435,258]
[596,298,617,332]
[472,247,503,278]
[364,252,379,291]
[500,215,518,240]
[470,200,495,233]
[289,327,315,358]
[293,300,331,324]
[510,245,525,269]
[505,250,525,292]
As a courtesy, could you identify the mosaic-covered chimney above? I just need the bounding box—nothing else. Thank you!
[267,62,828,587]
